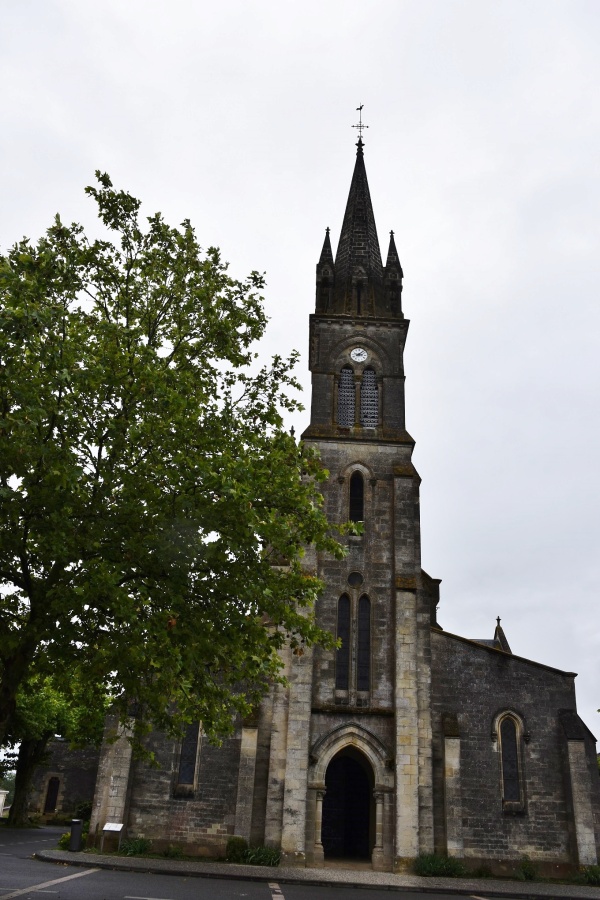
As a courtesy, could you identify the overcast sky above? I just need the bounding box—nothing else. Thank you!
[1,0,599,732]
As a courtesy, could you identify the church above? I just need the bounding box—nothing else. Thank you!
[88,137,600,875]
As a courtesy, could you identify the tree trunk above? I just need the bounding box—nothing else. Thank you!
[7,733,52,827]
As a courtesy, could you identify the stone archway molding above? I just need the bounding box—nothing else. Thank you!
[308,721,394,791]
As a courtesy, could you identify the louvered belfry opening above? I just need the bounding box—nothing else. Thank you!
[338,367,355,427]
[360,368,378,427]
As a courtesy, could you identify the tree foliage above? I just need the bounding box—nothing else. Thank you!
[2,674,109,825]
[0,173,342,747]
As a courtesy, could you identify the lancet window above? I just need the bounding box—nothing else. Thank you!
[349,471,364,522]
[335,594,351,691]
[177,722,200,787]
[338,367,355,427]
[360,368,378,427]
[356,595,371,691]
[499,715,522,804]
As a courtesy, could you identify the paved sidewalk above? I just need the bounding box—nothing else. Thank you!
[36,849,600,899]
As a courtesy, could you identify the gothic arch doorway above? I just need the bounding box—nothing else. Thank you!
[321,747,374,860]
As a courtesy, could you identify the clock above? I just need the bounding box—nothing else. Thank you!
[350,347,368,362]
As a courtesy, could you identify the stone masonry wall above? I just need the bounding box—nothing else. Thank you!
[125,727,241,855]
[28,740,100,820]
[430,630,598,864]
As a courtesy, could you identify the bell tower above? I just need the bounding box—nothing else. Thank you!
[303,137,410,441]
[286,133,438,871]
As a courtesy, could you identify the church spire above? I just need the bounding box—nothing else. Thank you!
[314,129,403,318]
[334,138,383,294]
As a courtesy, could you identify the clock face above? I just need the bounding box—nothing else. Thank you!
[350,347,368,362]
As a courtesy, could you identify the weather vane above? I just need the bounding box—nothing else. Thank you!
[352,104,369,141]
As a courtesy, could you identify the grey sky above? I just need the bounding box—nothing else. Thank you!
[2,0,599,731]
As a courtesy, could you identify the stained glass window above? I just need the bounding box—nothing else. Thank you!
[336,595,351,691]
[360,368,378,427]
[357,595,371,692]
[500,717,521,802]
[338,367,355,427]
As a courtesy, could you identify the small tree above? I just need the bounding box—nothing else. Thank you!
[0,174,342,748]
[4,675,108,826]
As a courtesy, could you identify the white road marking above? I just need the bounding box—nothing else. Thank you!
[268,883,285,900]
[470,895,490,900]
[0,867,98,899]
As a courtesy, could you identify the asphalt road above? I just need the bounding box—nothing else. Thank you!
[0,827,497,900]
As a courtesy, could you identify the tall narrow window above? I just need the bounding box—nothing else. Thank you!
[357,595,371,691]
[500,716,521,803]
[338,367,355,427]
[349,471,364,522]
[335,595,351,690]
[177,722,200,786]
[360,368,378,427]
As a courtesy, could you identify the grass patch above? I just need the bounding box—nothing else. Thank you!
[120,838,152,856]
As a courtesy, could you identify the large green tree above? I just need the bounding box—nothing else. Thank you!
[0,173,342,748]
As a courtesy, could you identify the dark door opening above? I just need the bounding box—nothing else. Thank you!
[44,777,60,813]
[321,748,374,860]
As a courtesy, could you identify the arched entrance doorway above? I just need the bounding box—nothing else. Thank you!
[321,747,374,860]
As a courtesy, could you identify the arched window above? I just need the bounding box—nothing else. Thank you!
[44,777,60,813]
[357,595,371,692]
[349,471,364,522]
[177,722,200,787]
[338,367,355,427]
[360,368,378,427]
[499,716,522,804]
[335,595,351,691]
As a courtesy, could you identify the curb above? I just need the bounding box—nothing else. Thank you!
[35,850,600,899]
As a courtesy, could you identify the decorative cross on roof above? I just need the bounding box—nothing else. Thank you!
[352,104,369,141]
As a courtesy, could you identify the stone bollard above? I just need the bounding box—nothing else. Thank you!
[69,819,83,852]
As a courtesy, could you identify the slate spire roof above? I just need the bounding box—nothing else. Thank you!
[315,137,403,318]
[318,227,334,267]
[334,138,383,282]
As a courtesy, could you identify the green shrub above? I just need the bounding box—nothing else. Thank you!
[414,853,466,877]
[163,843,185,859]
[515,856,537,881]
[120,837,151,856]
[225,836,248,863]
[576,865,600,886]
[244,845,280,866]
[74,802,93,821]
[57,827,88,850]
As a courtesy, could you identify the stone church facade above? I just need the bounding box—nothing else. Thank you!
[89,141,600,874]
